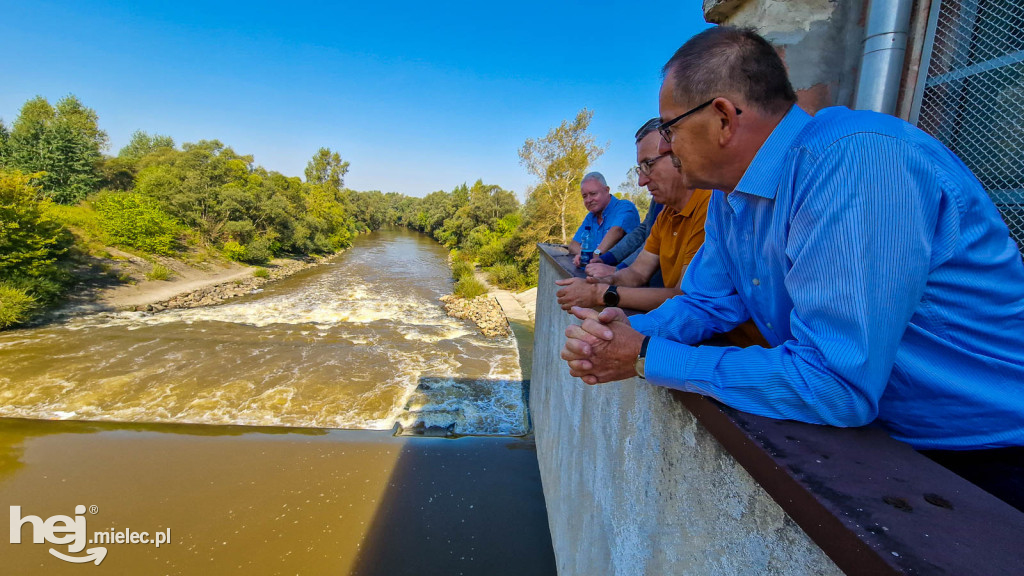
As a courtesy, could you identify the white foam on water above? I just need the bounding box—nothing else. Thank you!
[0,235,529,436]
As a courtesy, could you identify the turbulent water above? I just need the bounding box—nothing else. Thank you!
[0,229,527,435]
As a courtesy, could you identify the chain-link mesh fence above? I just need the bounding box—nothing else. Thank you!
[916,0,1024,253]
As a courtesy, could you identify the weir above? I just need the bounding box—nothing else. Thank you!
[530,243,1024,575]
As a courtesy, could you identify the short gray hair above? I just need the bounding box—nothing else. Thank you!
[581,172,607,188]
[662,26,796,115]
[635,118,661,143]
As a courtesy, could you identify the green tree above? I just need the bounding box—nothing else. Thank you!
[8,97,55,170]
[6,95,106,204]
[616,167,650,220]
[305,147,349,190]
[134,140,253,240]
[0,120,9,166]
[518,109,605,243]
[53,95,108,151]
[118,130,175,161]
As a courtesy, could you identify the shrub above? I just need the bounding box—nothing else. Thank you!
[252,267,270,278]
[454,275,487,299]
[240,236,273,265]
[146,263,171,281]
[0,170,74,278]
[223,237,272,265]
[486,262,528,290]
[450,258,474,281]
[2,272,70,307]
[223,241,246,261]
[0,283,37,329]
[92,190,180,254]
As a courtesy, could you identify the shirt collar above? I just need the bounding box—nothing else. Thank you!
[733,105,812,199]
[678,189,710,217]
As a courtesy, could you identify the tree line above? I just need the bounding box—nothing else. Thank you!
[1,94,619,326]
[342,109,620,297]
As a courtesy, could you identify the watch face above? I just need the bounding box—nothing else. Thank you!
[603,287,620,307]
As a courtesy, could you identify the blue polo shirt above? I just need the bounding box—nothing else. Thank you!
[572,195,641,247]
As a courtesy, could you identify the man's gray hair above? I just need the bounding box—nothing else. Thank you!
[662,26,796,115]
[635,118,661,143]
[582,172,608,188]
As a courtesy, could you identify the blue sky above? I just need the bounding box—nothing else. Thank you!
[0,0,710,198]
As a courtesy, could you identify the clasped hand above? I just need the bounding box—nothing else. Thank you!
[560,306,645,385]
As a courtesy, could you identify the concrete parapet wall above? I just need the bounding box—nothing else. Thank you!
[530,249,841,575]
[703,0,868,112]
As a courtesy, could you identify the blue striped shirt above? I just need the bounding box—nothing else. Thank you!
[629,105,1024,450]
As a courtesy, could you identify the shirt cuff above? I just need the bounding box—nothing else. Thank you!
[599,252,618,265]
[643,337,696,392]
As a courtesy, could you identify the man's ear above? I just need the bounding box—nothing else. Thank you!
[714,98,741,147]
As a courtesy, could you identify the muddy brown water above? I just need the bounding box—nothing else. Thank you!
[0,229,554,575]
[0,228,527,435]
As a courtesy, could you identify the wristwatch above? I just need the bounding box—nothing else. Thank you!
[634,335,651,379]
[602,285,620,307]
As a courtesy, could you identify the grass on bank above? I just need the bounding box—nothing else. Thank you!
[450,253,488,299]
[485,262,529,291]
[145,263,172,281]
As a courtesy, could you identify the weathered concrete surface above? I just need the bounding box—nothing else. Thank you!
[703,0,868,112]
[530,252,842,576]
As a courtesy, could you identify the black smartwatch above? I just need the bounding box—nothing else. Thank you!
[602,285,620,307]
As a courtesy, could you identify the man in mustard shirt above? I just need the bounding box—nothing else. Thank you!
[556,118,710,312]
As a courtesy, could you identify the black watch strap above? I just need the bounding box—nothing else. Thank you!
[635,335,651,380]
[603,284,620,307]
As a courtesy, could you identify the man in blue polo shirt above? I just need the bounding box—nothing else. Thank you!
[569,172,640,267]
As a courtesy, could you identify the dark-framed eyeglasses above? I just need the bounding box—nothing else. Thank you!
[634,153,669,177]
[657,98,742,143]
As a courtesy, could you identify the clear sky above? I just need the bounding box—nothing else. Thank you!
[0,0,711,199]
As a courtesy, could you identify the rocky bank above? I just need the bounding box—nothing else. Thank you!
[439,294,512,338]
[134,258,316,312]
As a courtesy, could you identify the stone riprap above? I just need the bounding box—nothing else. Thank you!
[439,294,511,338]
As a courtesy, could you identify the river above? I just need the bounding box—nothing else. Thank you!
[0,228,528,436]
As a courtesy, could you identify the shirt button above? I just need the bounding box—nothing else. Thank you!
[766,322,773,330]
[752,278,760,286]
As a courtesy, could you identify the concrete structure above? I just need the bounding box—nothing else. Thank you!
[531,245,1024,575]
[700,0,936,120]
[703,0,869,113]
[531,249,842,576]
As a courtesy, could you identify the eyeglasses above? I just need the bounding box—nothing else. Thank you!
[634,153,669,177]
[658,98,742,143]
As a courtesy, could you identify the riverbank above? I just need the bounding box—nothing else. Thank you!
[438,269,537,338]
[48,251,332,320]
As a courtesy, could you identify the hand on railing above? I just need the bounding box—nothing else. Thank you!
[561,306,644,385]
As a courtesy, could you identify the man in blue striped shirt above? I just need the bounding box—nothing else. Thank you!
[561,28,1024,461]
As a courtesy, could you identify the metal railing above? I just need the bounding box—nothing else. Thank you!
[912,0,1024,252]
